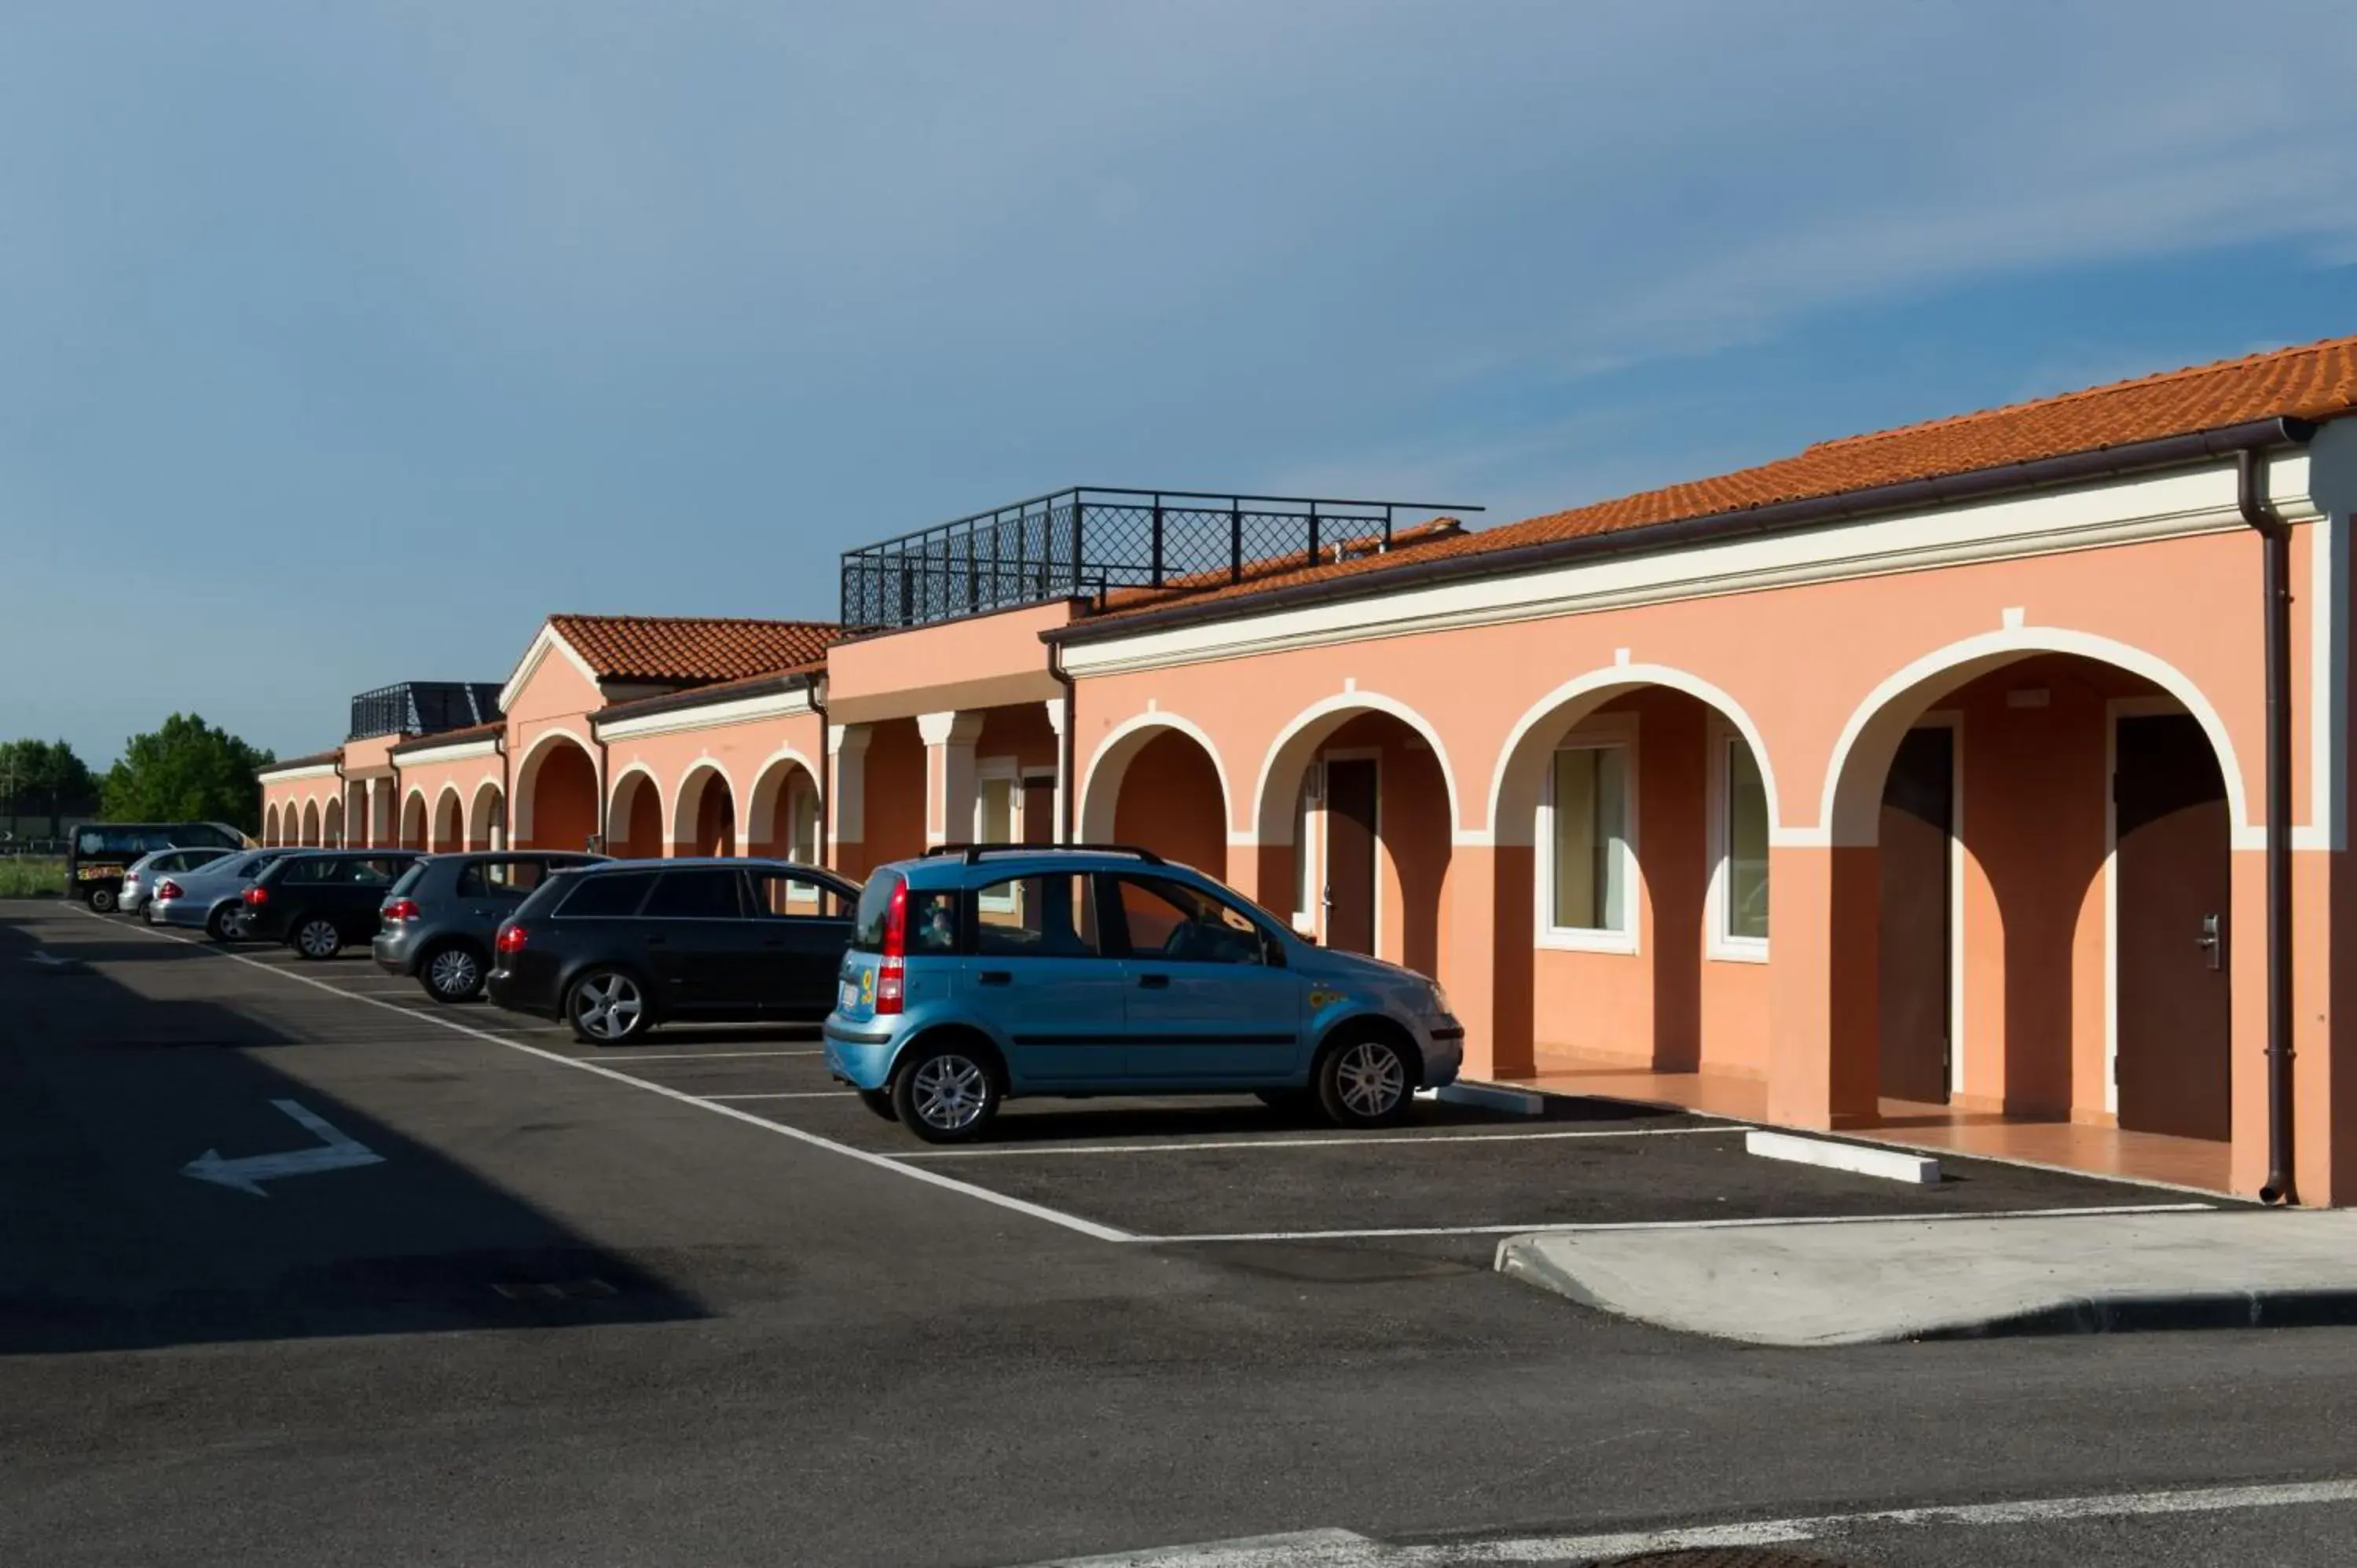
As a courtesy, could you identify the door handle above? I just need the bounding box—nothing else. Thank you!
[977,970,1013,986]
[2197,914,2222,971]
[1137,973,1171,990]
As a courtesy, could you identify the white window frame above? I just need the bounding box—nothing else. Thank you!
[1291,760,1322,936]
[784,773,823,904]
[1536,716,1639,954]
[974,757,1021,913]
[1706,720,1770,962]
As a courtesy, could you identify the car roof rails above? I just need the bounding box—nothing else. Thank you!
[923,842,1165,866]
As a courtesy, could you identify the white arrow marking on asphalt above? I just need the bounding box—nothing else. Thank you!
[181,1099,384,1197]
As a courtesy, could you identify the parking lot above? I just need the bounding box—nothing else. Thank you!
[3,896,2219,1273]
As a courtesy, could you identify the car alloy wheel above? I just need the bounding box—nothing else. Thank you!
[1332,1039,1406,1120]
[88,888,117,914]
[295,919,342,959]
[425,947,483,1002]
[571,973,643,1042]
[909,1053,990,1134]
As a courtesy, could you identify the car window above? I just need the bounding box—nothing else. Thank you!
[558,871,657,918]
[643,869,747,919]
[748,870,852,919]
[284,857,349,885]
[389,862,431,897]
[1113,875,1268,965]
[971,874,1104,959]
[458,859,557,899]
[353,859,401,886]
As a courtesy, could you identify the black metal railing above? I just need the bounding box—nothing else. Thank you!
[349,681,505,741]
[839,486,1481,630]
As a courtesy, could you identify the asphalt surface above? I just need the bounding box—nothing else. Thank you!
[4,895,2354,1568]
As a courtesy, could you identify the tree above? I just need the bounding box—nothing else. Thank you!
[101,716,275,833]
[0,738,97,837]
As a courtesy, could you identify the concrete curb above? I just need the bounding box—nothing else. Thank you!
[1495,1232,2357,1345]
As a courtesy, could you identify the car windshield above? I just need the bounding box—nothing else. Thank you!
[388,862,430,897]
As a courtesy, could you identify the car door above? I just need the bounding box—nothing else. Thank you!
[966,870,1127,1086]
[638,868,761,1014]
[746,869,860,1017]
[1109,873,1303,1083]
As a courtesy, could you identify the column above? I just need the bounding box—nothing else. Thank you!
[827,724,871,878]
[1764,843,1881,1130]
[918,710,985,848]
[1446,841,1534,1084]
[1043,699,1068,845]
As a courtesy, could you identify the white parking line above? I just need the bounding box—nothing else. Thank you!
[1024,1477,2357,1565]
[894,1125,1741,1160]
[588,1049,823,1062]
[706,1091,855,1101]
[1123,1201,2214,1244]
[79,910,1135,1244]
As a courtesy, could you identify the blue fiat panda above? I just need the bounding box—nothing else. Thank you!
[822,845,1463,1143]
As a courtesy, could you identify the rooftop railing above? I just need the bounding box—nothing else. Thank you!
[349,681,505,742]
[838,486,1480,630]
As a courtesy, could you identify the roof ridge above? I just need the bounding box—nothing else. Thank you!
[551,611,839,628]
[1802,331,2357,455]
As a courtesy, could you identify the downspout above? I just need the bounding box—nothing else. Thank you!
[594,724,611,857]
[1049,641,1076,844]
[810,677,831,870]
[2238,438,2308,1205]
[497,731,511,851]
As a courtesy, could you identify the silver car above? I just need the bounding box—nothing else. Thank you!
[117,847,236,917]
[149,848,310,939]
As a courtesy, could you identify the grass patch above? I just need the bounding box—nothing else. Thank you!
[0,857,68,898]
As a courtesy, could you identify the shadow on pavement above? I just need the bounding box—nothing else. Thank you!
[0,904,710,1354]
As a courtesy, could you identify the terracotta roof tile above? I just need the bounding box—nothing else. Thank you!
[548,614,848,687]
[1090,332,2357,621]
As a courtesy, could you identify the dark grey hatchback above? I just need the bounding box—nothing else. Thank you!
[372,852,609,1002]
[485,859,861,1043]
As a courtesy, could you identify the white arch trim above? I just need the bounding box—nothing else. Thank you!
[467,775,508,847]
[606,763,667,843]
[744,746,823,844]
[431,784,464,848]
[1249,690,1463,844]
[1482,663,1782,844]
[669,758,741,846]
[511,726,597,839]
[1814,625,2253,847]
[1080,711,1238,841]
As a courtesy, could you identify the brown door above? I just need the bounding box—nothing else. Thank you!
[1878,725,1952,1104]
[1021,778,1056,846]
[1324,759,1378,955]
[2113,713,2231,1141]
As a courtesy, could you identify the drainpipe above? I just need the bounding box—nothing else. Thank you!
[497,731,511,852]
[1048,642,1076,844]
[2238,437,2308,1206]
[810,677,830,870]
[594,727,611,857]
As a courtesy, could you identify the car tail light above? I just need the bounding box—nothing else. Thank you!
[496,924,527,955]
[156,879,181,901]
[875,880,907,1015]
[243,885,269,907]
[383,898,420,923]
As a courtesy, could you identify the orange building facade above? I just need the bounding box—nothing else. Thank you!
[258,339,2357,1203]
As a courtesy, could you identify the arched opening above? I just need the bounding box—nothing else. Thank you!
[1253,697,1457,976]
[1082,721,1229,878]
[517,734,599,852]
[1488,672,1777,1087]
[301,800,322,847]
[431,788,464,851]
[321,797,345,848]
[1823,647,2239,1152]
[746,754,823,864]
[467,781,507,852]
[264,804,280,847]
[673,764,737,857]
[607,769,665,860]
[399,789,428,851]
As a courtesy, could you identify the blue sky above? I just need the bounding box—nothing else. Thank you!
[4,1,2354,764]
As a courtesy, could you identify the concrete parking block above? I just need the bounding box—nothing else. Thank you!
[1746,1128,1939,1185]
[1494,1207,2357,1346]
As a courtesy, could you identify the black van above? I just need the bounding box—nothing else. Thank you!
[69,822,249,912]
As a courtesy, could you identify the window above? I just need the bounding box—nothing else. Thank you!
[558,871,658,918]
[1547,742,1631,937]
[749,870,852,919]
[1113,876,1267,965]
[1291,772,1316,924]
[787,780,822,864]
[1720,737,1771,945]
[351,859,400,887]
[972,874,1103,959]
[458,859,555,899]
[284,857,350,885]
[643,869,749,919]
